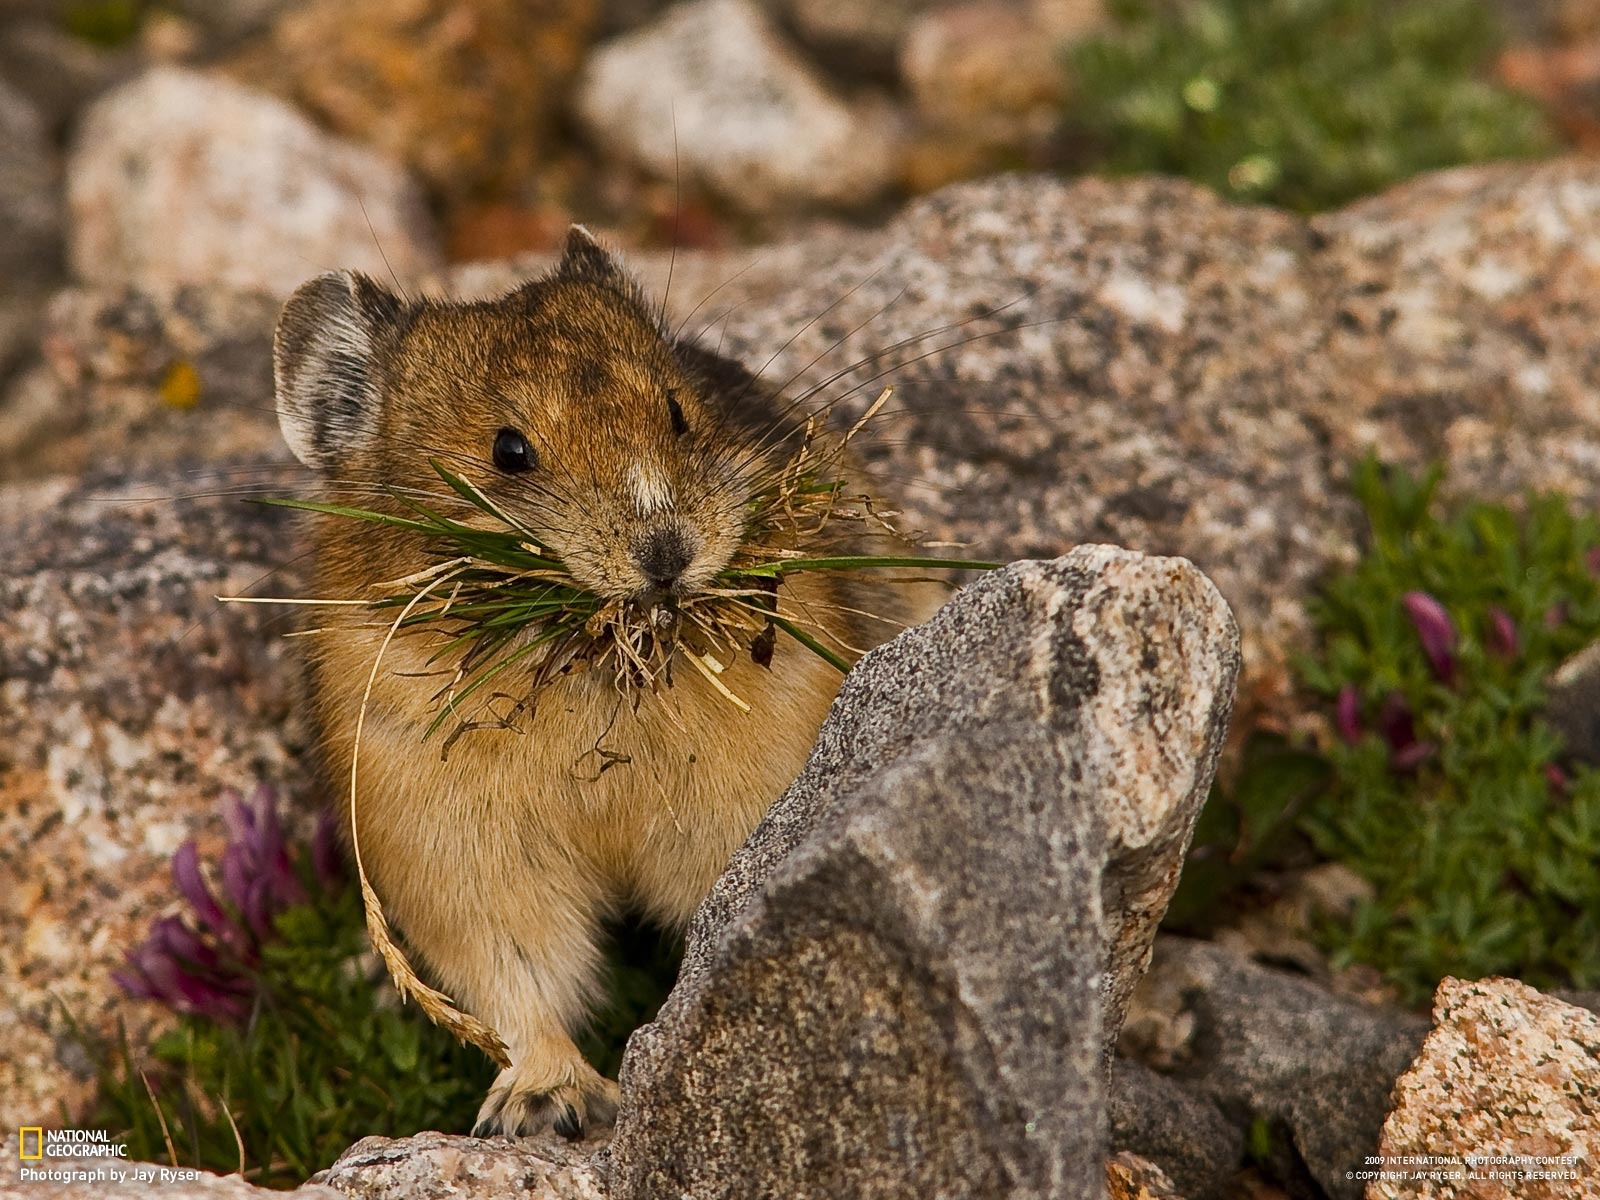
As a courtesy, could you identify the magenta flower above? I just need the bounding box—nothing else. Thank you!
[1545,602,1569,630]
[1378,692,1433,772]
[1485,607,1519,659]
[115,786,339,1025]
[1586,547,1600,576]
[1546,763,1571,795]
[1402,591,1457,684]
[1335,685,1363,743]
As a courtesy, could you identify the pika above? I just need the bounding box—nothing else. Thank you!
[272,227,930,1137]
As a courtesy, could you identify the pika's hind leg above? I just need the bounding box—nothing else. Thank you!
[462,903,622,1139]
[389,846,619,1138]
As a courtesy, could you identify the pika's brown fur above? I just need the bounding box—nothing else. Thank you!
[273,228,932,1137]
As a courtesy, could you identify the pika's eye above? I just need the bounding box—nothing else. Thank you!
[666,390,689,437]
[492,427,537,473]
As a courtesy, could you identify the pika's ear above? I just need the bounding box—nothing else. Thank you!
[555,224,626,286]
[273,271,403,471]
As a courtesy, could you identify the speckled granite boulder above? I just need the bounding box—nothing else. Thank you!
[0,480,312,1127]
[1121,937,1429,1200]
[610,547,1240,1200]
[313,1131,609,1199]
[1370,978,1600,1200]
[67,67,438,295]
[576,0,898,212]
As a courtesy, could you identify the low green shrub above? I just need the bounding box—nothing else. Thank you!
[1300,459,1600,1002]
[1067,0,1556,212]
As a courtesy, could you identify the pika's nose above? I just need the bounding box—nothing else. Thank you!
[633,526,693,590]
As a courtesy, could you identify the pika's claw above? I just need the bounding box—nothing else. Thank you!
[472,1063,621,1139]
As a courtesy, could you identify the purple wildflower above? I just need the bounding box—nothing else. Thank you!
[1335,685,1363,743]
[1546,763,1571,795]
[1485,607,1519,659]
[1402,591,1457,685]
[1378,692,1434,772]
[115,786,338,1024]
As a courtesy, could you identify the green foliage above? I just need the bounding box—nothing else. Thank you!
[1067,0,1556,212]
[93,885,679,1187]
[1301,458,1600,1003]
[1164,732,1328,933]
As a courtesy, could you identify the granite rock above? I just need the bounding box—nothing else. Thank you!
[1109,1059,1243,1200]
[1122,937,1429,1200]
[0,480,313,1128]
[314,1131,609,1199]
[1370,977,1600,1200]
[1105,1152,1183,1200]
[610,548,1240,1200]
[66,67,439,296]
[232,0,596,200]
[576,0,898,212]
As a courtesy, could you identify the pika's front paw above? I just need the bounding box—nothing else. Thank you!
[472,1061,621,1140]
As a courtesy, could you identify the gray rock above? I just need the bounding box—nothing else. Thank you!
[610,548,1240,1200]
[1109,1059,1242,1200]
[314,1131,609,1199]
[576,0,899,213]
[66,66,439,296]
[1122,937,1429,1200]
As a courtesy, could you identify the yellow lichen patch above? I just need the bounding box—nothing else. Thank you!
[159,360,203,410]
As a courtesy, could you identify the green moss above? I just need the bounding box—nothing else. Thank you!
[1066,0,1557,212]
[1299,459,1600,1003]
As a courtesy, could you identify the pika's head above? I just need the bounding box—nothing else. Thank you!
[274,227,782,602]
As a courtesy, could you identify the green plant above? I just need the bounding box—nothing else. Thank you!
[1300,458,1600,1002]
[91,790,678,1187]
[1067,0,1556,212]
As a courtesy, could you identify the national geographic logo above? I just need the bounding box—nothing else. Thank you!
[15,1127,128,1159]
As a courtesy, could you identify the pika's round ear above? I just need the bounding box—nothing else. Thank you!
[555,224,626,286]
[273,271,404,471]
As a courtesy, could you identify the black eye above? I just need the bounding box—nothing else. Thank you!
[666,390,689,437]
[492,427,537,473]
